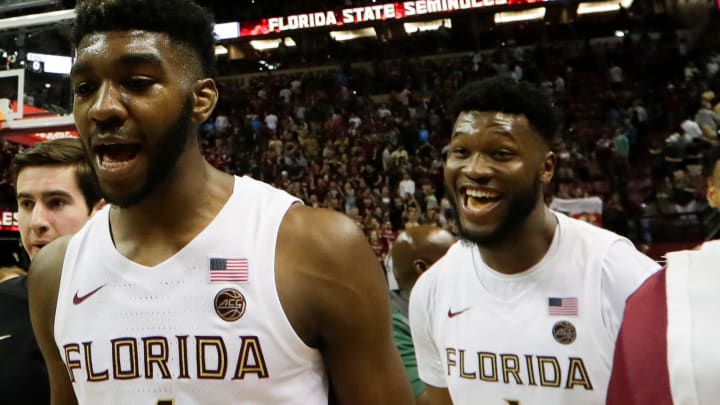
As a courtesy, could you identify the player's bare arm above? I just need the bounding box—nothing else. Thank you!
[416,390,430,405]
[276,205,414,404]
[426,385,453,405]
[28,236,77,405]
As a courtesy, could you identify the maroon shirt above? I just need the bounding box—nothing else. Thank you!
[606,269,673,405]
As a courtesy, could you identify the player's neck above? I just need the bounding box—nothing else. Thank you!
[478,206,557,275]
[108,153,234,267]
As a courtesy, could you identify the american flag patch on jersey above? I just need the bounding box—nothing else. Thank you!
[548,297,578,316]
[209,258,249,283]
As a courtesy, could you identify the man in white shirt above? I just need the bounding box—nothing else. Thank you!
[399,172,416,200]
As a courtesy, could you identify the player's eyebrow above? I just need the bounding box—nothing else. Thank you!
[17,190,73,200]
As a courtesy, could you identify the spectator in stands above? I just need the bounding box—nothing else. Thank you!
[695,99,720,141]
[603,192,630,236]
[630,98,649,140]
[609,62,624,91]
[368,228,388,263]
[403,200,422,229]
[389,225,455,405]
[398,171,416,200]
[681,117,704,143]
[607,147,720,404]
[265,111,279,134]
[612,126,631,190]
[0,138,103,405]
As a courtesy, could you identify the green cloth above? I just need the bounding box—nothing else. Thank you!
[392,309,426,398]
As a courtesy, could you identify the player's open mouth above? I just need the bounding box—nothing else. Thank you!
[463,188,501,213]
[95,143,141,170]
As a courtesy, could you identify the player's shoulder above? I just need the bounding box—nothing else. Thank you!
[557,211,644,258]
[281,204,366,253]
[626,267,667,308]
[234,175,298,206]
[556,210,626,244]
[664,240,720,281]
[277,204,381,290]
[28,235,71,305]
[670,239,720,258]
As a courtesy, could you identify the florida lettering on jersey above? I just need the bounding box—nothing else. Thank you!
[63,335,268,382]
[445,348,593,390]
[54,177,329,403]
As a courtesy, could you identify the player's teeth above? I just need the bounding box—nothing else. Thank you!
[101,160,132,169]
[467,190,498,199]
[468,196,495,209]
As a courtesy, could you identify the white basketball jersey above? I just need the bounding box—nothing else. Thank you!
[410,212,653,405]
[54,176,328,405]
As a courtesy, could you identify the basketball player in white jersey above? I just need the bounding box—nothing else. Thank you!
[607,147,720,405]
[408,76,659,405]
[27,1,414,404]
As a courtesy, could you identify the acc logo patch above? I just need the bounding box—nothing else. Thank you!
[552,320,576,345]
[214,288,247,322]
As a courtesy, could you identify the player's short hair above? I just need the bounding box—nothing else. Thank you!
[11,138,102,213]
[702,147,720,179]
[72,0,217,77]
[450,75,561,146]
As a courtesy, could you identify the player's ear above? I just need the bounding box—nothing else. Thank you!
[192,78,218,124]
[707,184,720,208]
[540,150,556,184]
[90,199,107,217]
[413,259,429,275]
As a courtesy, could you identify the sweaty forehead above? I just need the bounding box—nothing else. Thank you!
[452,111,529,137]
[75,30,200,77]
[78,30,172,56]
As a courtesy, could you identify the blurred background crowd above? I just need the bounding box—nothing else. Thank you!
[0,0,719,263]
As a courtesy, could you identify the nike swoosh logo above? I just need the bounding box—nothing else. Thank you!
[73,284,107,305]
[0,335,11,342]
[448,307,471,318]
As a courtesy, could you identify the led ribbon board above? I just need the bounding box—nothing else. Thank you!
[237,0,553,38]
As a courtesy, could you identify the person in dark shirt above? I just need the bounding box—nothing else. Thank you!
[0,138,103,405]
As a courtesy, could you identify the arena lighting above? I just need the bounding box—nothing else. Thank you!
[0,9,75,30]
[26,52,71,75]
[403,18,452,33]
[329,27,377,42]
[248,37,297,51]
[214,22,241,40]
[494,7,546,23]
[214,45,228,55]
[576,0,633,15]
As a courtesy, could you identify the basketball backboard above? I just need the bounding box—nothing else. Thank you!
[0,68,24,122]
